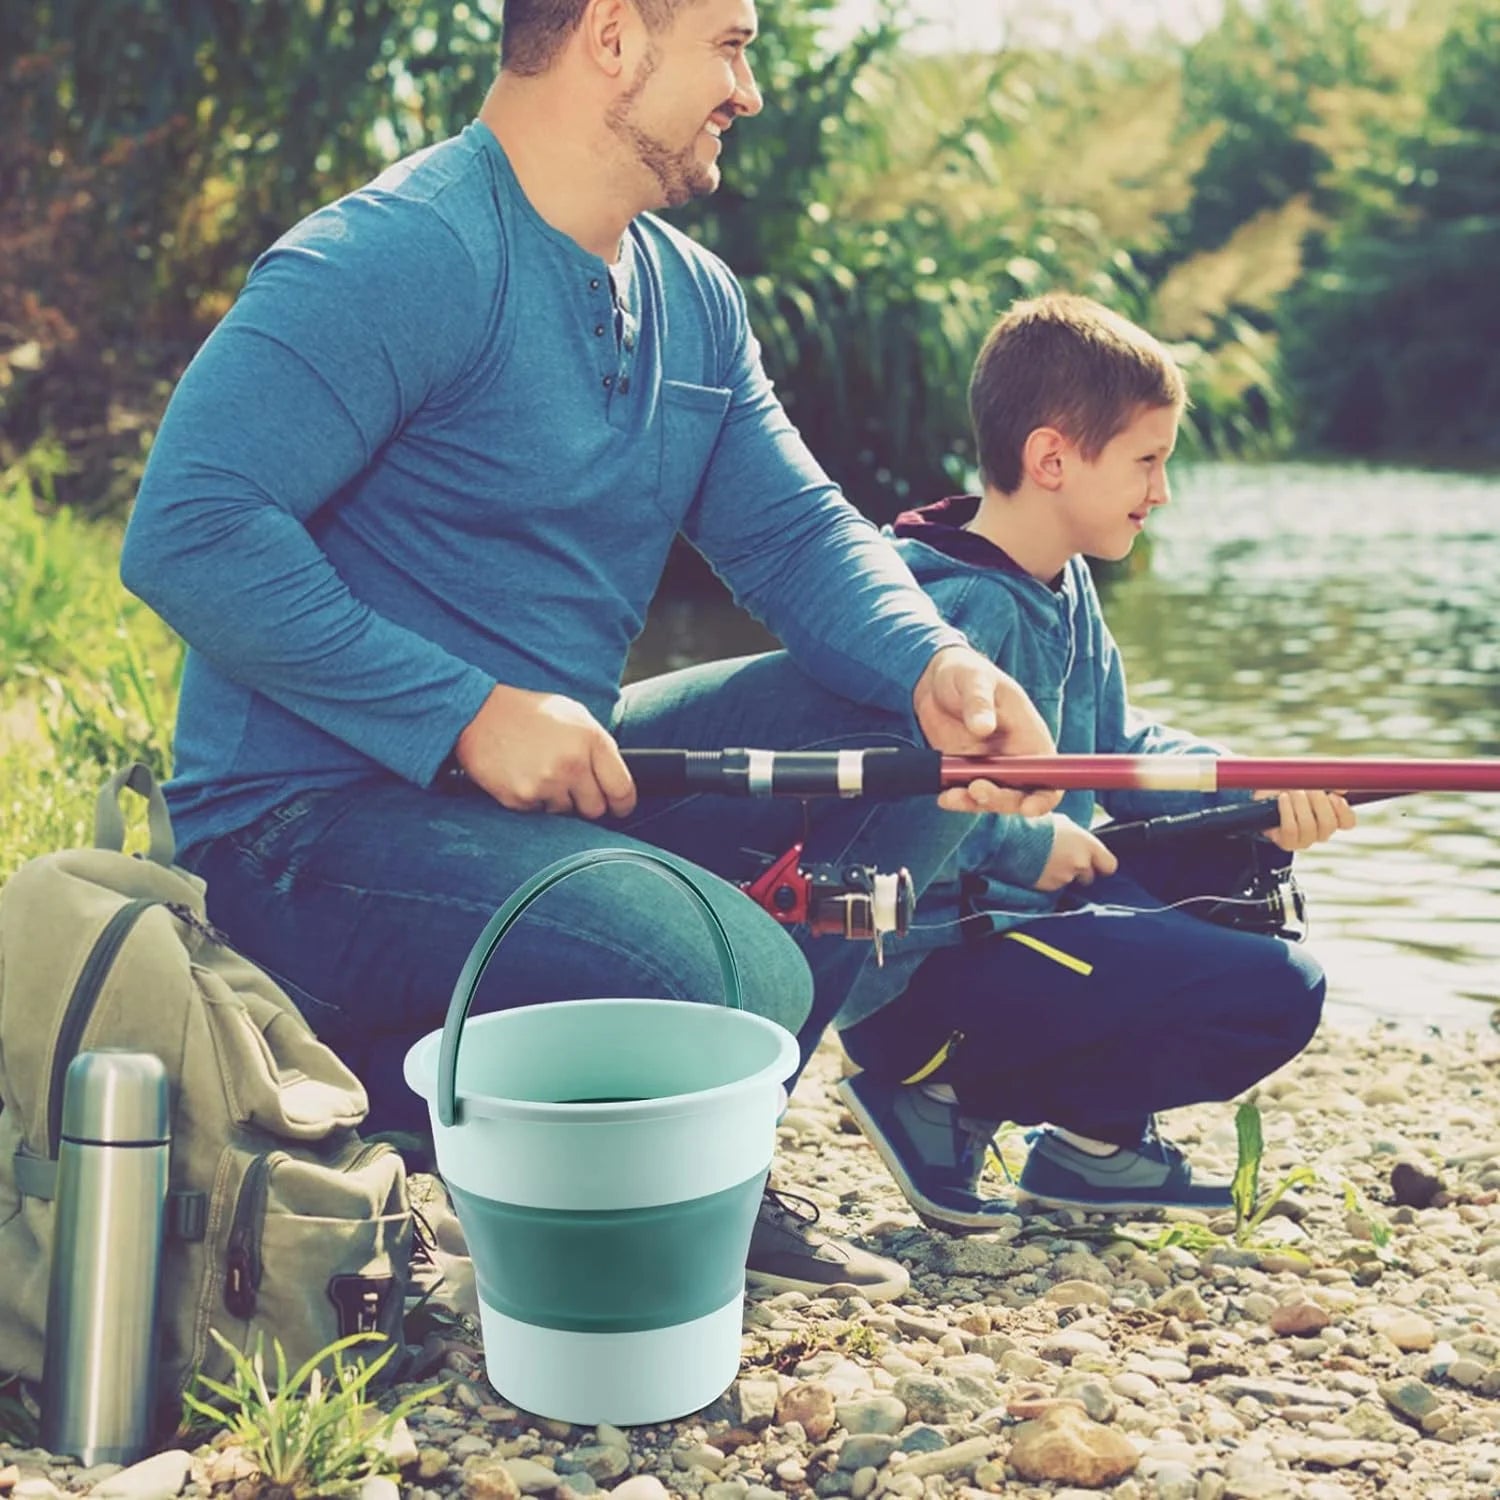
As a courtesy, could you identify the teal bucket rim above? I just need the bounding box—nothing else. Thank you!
[404,996,799,1126]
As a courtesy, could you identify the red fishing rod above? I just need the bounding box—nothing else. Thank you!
[622,751,1500,947]
[623,749,1500,799]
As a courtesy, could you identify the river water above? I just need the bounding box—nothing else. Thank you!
[627,462,1500,1037]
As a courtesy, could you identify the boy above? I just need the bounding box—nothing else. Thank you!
[836,294,1354,1229]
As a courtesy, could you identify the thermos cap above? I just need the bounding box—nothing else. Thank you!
[61,1051,170,1144]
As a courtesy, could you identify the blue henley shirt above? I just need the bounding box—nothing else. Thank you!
[121,122,965,849]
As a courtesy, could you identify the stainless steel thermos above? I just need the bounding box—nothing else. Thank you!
[40,1050,170,1464]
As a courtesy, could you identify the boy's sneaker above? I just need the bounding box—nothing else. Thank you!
[835,1072,1016,1233]
[746,1187,909,1301]
[1017,1125,1233,1213]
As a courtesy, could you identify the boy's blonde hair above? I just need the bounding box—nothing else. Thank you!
[969,294,1186,494]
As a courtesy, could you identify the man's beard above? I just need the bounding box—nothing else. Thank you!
[605,48,720,208]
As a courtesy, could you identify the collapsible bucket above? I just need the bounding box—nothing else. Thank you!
[403,849,799,1426]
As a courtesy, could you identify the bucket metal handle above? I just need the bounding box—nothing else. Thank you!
[436,848,744,1127]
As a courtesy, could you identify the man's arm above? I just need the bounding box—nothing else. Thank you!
[681,268,1058,813]
[120,200,497,787]
[681,270,956,712]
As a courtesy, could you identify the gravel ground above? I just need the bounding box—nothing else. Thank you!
[8,1021,1500,1500]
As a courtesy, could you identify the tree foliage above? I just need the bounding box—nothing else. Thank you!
[1277,0,1500,457]
[1,0,1494,519]
[1,0,501,507]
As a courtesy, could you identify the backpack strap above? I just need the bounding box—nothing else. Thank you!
[94,763,176,866]
[13,1145,206,1239]
[12,1148,56,1201]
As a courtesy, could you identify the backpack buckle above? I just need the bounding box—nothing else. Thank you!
[166,1189,207,1241]
[327,1274,397,1337]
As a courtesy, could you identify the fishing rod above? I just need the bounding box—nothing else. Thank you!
[443,752,1496,956]
[1089,793,1401,942]
[1093,790,1394,857]
[622,751,1500,951]
[623,748,1500,800]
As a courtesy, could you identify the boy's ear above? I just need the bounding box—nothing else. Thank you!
[1022,427,1069,492]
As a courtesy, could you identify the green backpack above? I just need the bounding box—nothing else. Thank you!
[0,765,413,1429]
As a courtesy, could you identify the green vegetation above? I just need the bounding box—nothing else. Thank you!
[0,447,182,878]
[1228,1100,1318,1246]
[182,1332,441,1500]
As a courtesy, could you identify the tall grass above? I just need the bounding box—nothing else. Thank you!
[0,447,183,876]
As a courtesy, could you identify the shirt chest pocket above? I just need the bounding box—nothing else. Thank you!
[654,380,730,527]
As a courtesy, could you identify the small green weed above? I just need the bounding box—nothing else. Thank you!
[1342,1180,1395,1253]
[182,1332,443,1500]
[830,1320,885,1359]
[1230,1101,1317,1246]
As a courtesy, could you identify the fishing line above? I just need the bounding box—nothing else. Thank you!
[908,890,1291,935]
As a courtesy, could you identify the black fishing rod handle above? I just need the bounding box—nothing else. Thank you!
[622,750,717,796]
[622,748,945,799]
[1097,790,1392,854]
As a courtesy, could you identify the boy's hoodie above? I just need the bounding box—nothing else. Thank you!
[836,495,1242,1029]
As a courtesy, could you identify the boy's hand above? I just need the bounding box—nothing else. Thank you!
[1252,789,1357,851]
[913,646,1062,817]
[1035,815,1120,892]
[455,683,637,819]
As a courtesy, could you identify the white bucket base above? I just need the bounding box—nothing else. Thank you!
[478,1291,745,1426]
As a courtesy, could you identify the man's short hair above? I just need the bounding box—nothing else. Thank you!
[502,0,694,75]
[969,294,1186,494]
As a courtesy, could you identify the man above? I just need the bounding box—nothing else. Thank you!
[121,0,1058,1300]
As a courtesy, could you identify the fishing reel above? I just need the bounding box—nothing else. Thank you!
[741,843,915,963]
[1195,840,1308,942]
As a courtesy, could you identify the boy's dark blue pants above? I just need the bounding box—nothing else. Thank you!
[838,839,1326,1147]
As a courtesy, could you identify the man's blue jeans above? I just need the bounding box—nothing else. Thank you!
[180,652,980,1134]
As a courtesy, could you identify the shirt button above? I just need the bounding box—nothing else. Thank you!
[595,325,606,337]
[589,278,601,291]
[602,375,614,389]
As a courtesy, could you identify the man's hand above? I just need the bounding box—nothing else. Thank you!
[1034,815,1120,892]
[454,684,636,819]
[1253,789,1357,852]
[913,645,1061,817]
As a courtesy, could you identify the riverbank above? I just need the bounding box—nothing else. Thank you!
[12,1019,1500,1500]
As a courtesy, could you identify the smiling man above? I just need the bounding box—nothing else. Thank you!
[121,0,1061,1301]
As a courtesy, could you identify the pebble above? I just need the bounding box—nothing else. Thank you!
[607,1481,668,1500]
[835,1435,896,1471]
[86,1454,192,1500]
[1009,1407,1138,1486]
[462,1464,521,1500]
[776,1383,836,1441]
[1372,1310,1437,1351]
[501,1458,561,1494]
[835,1396,906,1435]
